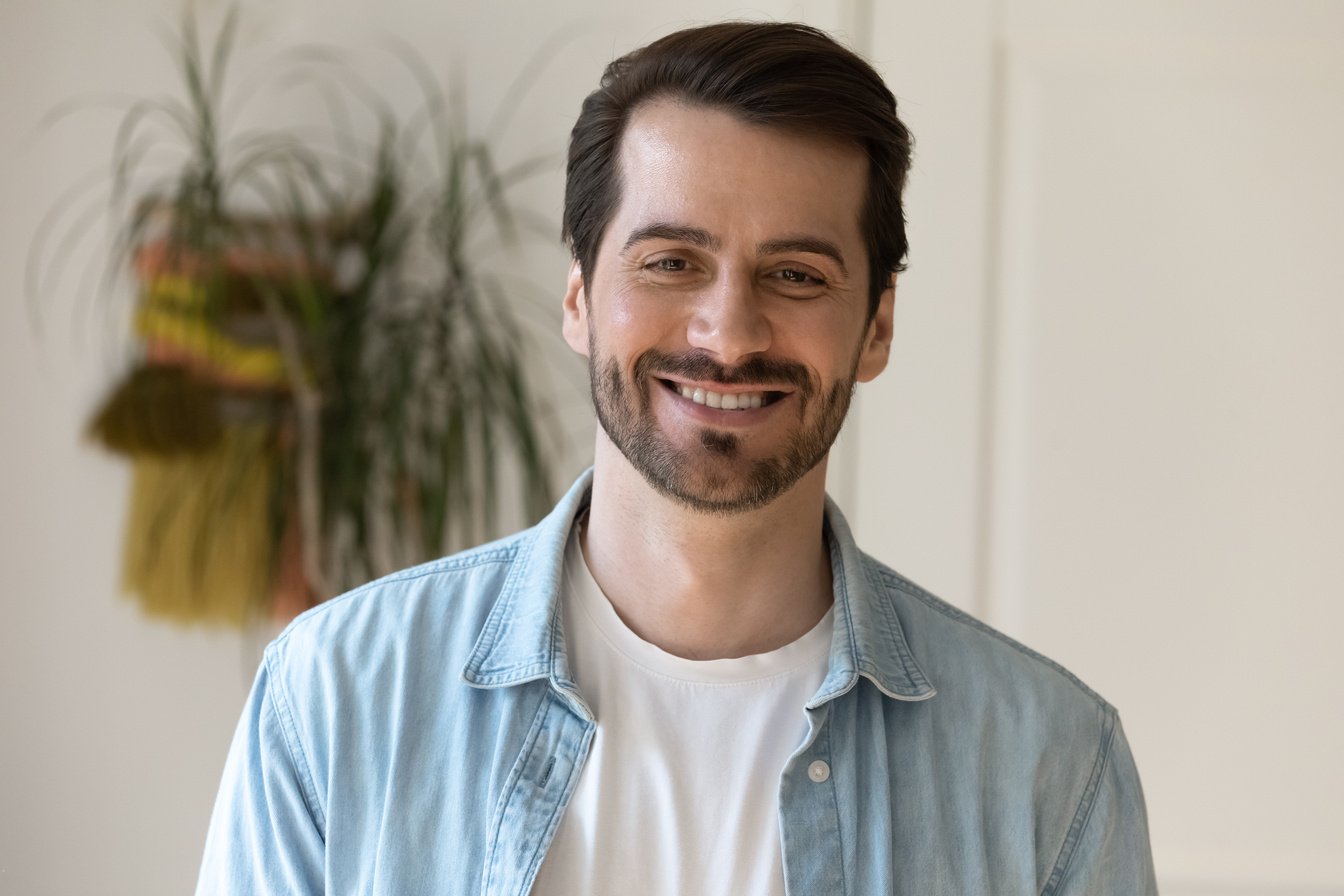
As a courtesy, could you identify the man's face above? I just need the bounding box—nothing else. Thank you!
[563,99,894,514]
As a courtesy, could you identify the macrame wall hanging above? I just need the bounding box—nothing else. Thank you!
[89,237,313,624]
[41,8,561,627]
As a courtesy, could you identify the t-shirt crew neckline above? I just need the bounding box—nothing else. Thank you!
[564,520,835,686]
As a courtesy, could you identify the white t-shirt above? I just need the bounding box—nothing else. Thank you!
[531,524,833,895]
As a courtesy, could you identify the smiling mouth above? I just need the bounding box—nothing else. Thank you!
[659,378,787,411]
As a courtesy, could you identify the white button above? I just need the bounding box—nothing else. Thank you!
[807,760,830,783]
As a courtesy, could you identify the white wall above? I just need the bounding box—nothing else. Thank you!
[3,1,1340,894]
[856,2,1344,893]
[987,7,1344,891]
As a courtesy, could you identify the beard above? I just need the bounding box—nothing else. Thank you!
[588,339,858,515]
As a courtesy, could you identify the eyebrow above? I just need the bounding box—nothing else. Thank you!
[757,236,848,276]
[622,223,720,253]
[622,223,849,276]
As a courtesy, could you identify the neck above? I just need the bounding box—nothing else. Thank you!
[580,434,834,660]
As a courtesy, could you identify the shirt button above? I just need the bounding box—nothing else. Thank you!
[807,760,831,783]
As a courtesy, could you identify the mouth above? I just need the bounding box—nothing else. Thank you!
[658,378,789,411]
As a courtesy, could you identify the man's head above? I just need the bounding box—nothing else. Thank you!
[563,21,912,317]
[561,23,912,514]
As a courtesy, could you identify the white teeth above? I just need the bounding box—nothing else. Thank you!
[676,384,767,410]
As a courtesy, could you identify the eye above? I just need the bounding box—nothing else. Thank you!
[640,255,700,284]
[649,257,688,273]
[775,268,824,285]
[767,266,829,297]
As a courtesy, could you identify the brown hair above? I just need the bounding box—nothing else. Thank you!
[563,21,913,316]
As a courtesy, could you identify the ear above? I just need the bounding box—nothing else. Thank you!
[855,274,896,383]
[562,261,590,357]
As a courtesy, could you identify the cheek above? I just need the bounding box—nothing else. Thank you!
[608,295,640,331]
[776,308,862,374]
[605,285,680,346]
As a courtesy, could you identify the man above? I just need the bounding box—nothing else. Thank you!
[197,22,1157,895]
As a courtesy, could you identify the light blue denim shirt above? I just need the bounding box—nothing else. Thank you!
[197,469,1157,895]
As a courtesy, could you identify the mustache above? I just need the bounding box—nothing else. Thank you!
[633,350,815,394]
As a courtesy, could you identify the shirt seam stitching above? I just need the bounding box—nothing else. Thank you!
[521,710,595,889]
[481,692,552,893]
[263,644,327,835]
[470,661,552,685]
[1039,704,1117,896]
[272,546,520,651]
[833,533,864,693]
[825,717,848,896]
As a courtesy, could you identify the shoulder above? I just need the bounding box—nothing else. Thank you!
[854,553,1118,773]
[264,530,532,694]
[248,528,546,799]
[865,553,1113,719]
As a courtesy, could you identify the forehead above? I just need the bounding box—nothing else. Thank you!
[608,99,868,249]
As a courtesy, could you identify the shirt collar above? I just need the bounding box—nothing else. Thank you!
[812,493,937,704]
[461,468,936,705]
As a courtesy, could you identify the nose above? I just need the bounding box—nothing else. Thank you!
[685,273,772,366]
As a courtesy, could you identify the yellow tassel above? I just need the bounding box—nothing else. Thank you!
[120,425,281,626]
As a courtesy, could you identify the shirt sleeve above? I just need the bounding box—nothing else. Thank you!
[1044,714,1158,896]
[195,650,326,895]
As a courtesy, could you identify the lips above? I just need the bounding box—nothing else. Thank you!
[636,350,810,416]
[659,378,790,411]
